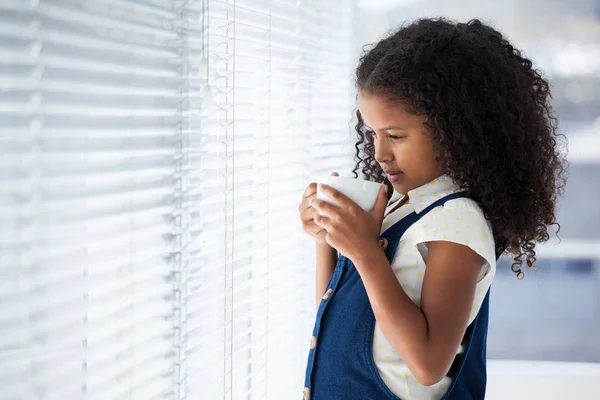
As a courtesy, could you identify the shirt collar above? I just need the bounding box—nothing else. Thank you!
[391,174,461,214]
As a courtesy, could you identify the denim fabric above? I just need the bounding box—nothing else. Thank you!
[303,192,502,400]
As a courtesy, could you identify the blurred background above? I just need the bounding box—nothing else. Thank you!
[353,0,600,362]
[1,0,599,399]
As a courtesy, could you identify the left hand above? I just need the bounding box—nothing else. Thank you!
[309,183,389,263]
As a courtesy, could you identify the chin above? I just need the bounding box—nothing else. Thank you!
[391,182,409,195]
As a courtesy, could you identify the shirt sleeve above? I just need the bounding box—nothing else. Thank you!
[408,198,497,282]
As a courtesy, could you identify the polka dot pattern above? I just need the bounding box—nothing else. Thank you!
[374,175,496,399]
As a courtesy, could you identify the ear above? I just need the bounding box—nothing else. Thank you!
[371,185,388,220]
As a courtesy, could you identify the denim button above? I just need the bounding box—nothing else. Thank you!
[322,288,333,300]
[378,237,388,250]
[310,335,317,350]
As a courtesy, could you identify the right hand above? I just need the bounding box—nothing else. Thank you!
[298,172,339,244]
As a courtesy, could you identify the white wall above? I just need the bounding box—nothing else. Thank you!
[487,360,600,399]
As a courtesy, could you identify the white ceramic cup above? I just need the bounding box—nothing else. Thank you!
[316,176,384,212]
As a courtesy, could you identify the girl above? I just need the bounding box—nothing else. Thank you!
[297,18,565,400]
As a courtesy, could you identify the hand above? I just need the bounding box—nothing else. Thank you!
[298,172,339,245]
[309,182,389,263]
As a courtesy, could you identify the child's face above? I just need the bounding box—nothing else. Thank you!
[357,91,444,195]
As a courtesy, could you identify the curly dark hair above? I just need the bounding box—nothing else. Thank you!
[352,18,567,278]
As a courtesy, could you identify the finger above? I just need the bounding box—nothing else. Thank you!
[331,171,339,176]
[303,183,317,199]
[316,183,356,209]
[298,194,317,215]
[309,197,339,218]
[313,213,331,231]
[304,220,326,236]
[299,205,319,222]
[371,184,389,219]
[316,230,328,243]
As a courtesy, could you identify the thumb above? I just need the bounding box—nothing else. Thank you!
[371,184,389,219]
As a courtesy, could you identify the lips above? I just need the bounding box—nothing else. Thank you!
[383,169,402,175]
[383,169,403,183]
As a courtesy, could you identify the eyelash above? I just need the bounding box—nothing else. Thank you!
[365,130,404,141]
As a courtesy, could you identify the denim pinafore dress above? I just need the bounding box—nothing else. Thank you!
[302,192,505,400]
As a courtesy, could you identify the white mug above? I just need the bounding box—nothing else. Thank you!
[316,176,384,212]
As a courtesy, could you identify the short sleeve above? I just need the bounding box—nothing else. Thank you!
[408,198,497,282]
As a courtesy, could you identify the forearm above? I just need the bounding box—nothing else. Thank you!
[353,249,448,386]
[315,243,337,307]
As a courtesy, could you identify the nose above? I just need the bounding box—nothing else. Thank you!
[374,135,393,164]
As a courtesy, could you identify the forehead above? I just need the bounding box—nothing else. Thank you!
[357,91,423,128]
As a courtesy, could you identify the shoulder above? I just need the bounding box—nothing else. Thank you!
[408,197,497,279]
[417,197,491,236]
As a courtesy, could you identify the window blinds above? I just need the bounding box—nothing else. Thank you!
[193,1,355,399]
[0,1,206,399]
[0,0,356,399]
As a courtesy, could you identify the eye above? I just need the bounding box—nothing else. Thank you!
[361,127,404,141]
[388,135,404,140]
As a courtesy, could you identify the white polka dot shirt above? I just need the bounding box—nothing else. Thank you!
[374,175,497,400]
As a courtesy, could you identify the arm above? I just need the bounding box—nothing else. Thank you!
[315,243,337,307]
[353,240,484,386]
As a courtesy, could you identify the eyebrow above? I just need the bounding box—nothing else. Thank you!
[364,125,407,132]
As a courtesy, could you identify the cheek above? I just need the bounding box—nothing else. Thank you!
[418,143,443,173]
[392,140,423,163]
[391,145,414,164]
[396,140,441,173]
